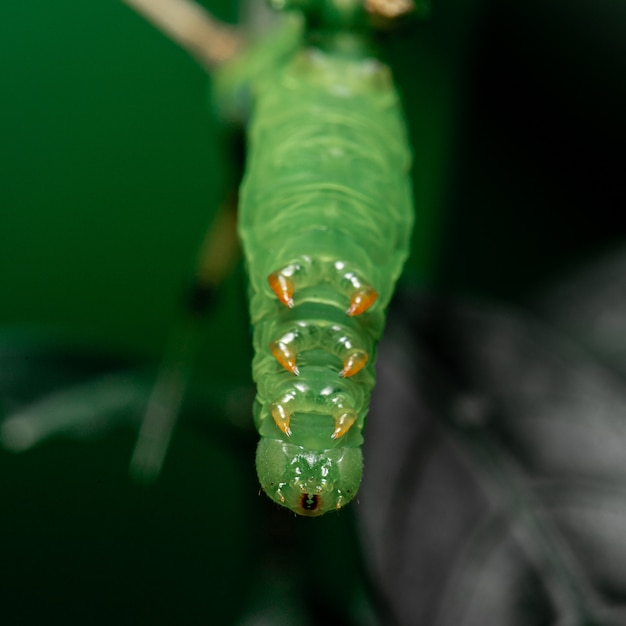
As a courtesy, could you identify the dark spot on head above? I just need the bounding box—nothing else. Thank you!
[301,493,319,512]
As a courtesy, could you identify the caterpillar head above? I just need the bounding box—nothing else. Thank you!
[256,439,363,516]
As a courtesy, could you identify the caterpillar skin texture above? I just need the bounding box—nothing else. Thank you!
[239,34,414,516]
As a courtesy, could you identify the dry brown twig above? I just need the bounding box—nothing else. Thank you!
[122,0,244,71]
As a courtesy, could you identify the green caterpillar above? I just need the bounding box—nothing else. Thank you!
[120,0,417,515]
[235,0,415,515]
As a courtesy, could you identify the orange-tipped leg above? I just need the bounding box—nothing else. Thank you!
[339,350,369,378]
[346,286,378,316]
[270,341,300,376]
[268,272,294,308]
[270,403,292,437]
[331,410,358,440]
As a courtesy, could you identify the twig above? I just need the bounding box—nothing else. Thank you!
[122,0,243,71]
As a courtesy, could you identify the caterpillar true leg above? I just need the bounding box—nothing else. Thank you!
[267,270,296,309]
[269,339,300,376]
[331,411,358,440]
[270,401,293,437]
[346,286,379,317]
[339,350,369,378]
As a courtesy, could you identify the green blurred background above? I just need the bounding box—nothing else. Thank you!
[0,0,624,623]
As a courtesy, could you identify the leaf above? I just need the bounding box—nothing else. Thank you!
[358,251,626,626]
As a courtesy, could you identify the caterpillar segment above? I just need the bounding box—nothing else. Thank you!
[239,40,414,515]
[269,319,370,378]
[268,262,379,316]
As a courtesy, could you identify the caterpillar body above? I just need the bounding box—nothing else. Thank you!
[237,1,415,515]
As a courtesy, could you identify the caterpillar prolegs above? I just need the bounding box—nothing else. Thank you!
[240,19,414,515]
